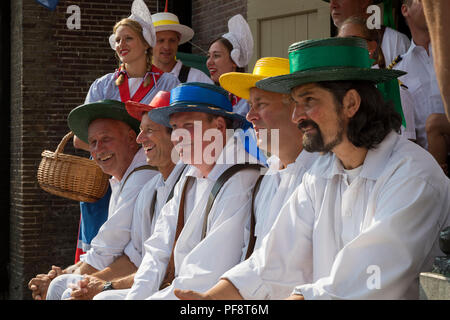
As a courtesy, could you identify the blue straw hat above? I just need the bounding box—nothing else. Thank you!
[148,82,251,129]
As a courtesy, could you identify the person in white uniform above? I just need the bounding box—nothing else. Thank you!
[45,92,187,300]
[219,57,318,260]
[393,0,448,152]
[174,37,450,300]
[122,82,263,300]
[151,12,212,84]
[337,16,416,141]
[29,100,157,300]
[324,0,411,66]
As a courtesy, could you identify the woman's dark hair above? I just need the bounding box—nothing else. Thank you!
[316,80,402,150]
[208,37,246,72]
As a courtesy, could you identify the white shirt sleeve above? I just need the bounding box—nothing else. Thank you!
[381,27,411,67]
[296,175,449,300]
[123,175,162,268]
[148,168,260,300]
[80,168,157,271]
[222,180,316,300]
[125,178,185,300]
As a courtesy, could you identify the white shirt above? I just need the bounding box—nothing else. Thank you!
[398,86,417,140]
[124,162,187,268]
[223,132,450,300]
[170,60,213,84]
[394,41,445,149]
[126,134,263,300]
[381,27,410,68]
[80,148,159,270]
[240,151,318,261]
[233,99,250,118]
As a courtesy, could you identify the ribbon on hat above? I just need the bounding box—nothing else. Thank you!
[170,85,233,112]
[289,45,372,73]
[377,79,406,128]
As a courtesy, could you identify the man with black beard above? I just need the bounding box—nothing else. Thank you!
[174,37,450,300]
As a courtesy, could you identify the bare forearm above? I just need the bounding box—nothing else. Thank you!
[73,135,90,151]
[65,261,98,275]
[91,255,137,281]
[206,279,244,300]
[110,273,136,290]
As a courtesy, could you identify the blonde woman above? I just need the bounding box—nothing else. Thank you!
[85,0,179,105]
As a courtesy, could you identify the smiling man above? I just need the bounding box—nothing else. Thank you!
[28,100,158,300]
[175,38,450,300]
[43,92,189,300]
[151,12,212,84]
[121,82,263,300]
[218,57,318,260]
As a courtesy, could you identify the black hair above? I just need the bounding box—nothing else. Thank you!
[316,80,402,149]
[208,37,246,73]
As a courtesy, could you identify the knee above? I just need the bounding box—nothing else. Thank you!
[46,274,82,300]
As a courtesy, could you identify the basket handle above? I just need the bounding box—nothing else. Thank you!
[55,131,75,154]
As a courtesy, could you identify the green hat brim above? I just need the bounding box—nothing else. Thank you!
[67,99,141,144]
[255,67,406,94]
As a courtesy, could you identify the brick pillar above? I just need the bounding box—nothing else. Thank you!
[191,0,247,55]
[9,0,158,300]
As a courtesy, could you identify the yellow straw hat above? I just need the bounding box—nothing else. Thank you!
[152,12,194,44]
[219,57,290,100]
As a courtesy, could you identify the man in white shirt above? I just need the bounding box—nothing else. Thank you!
[325,0,410,65]
[28,100,157,300]
[393,0,447,151]
[175,37,450,300]
[152,12,213,84]
[122,82,262,300]
[45,93,188,300]
[219,57,318,260]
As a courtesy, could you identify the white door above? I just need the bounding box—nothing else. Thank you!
[247,0,330,69]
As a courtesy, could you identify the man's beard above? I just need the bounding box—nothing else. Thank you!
[297,119,344,153]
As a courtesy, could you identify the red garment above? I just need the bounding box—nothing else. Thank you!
[117,65,164,102]
[229,93,242,107]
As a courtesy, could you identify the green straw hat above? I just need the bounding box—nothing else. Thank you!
[68,99,141,144]
[256,37,406,94]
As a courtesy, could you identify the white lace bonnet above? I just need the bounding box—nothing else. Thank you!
[221,14,254,68]
[108,0,156,50]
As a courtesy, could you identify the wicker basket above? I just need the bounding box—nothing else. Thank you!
[37,131,110,203]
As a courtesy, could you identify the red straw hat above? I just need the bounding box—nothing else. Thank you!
[125,91,171,121]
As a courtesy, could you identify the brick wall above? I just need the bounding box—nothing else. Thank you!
[9,0,238,300]
[191,0,246,55]
[9,0,158,300]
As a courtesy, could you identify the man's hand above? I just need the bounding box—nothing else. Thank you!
[68,275,105,300]
[28,265,64,300]
[174,289,213,300]
[285,294,304,300]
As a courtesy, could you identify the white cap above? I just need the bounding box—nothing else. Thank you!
[108,0,156,50]
[222,14,254,68]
